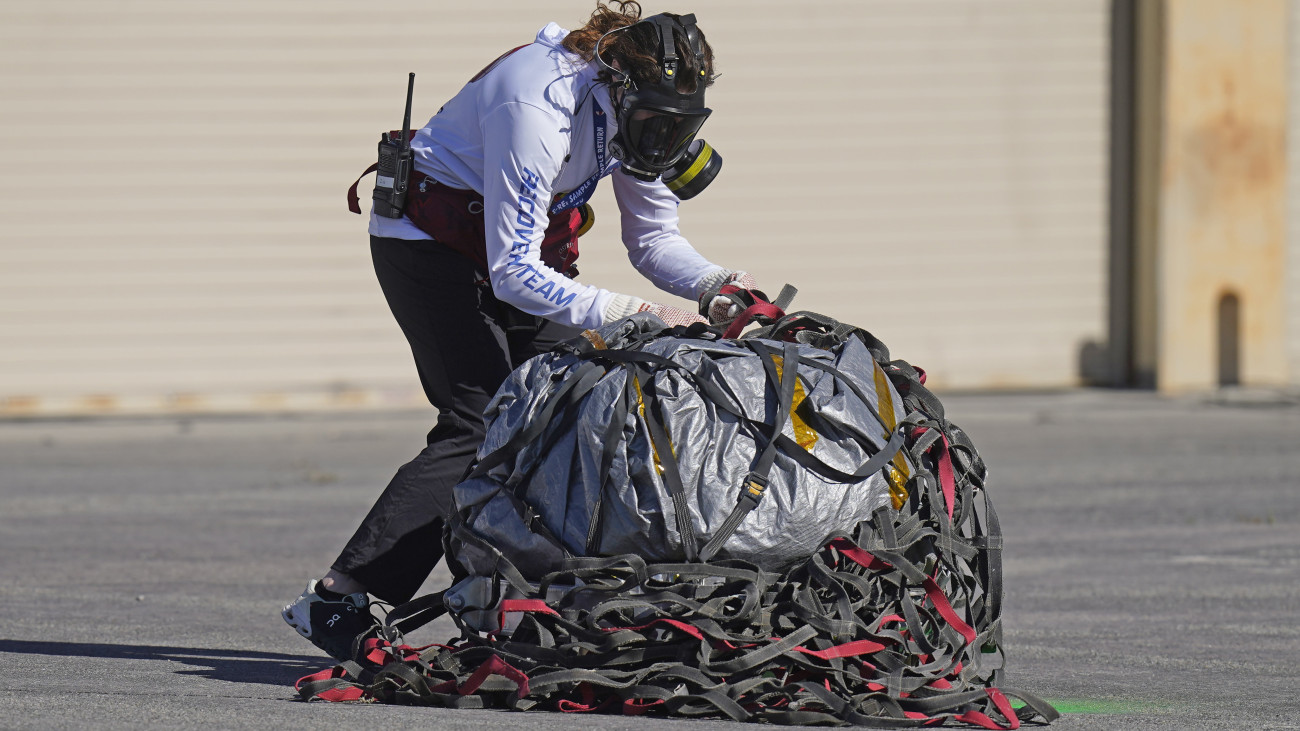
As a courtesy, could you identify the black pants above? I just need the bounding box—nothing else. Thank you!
[331,236,581,604]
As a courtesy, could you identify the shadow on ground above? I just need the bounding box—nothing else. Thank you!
[0,638,326,687]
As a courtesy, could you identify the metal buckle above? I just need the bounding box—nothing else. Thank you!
[738,472,768,508]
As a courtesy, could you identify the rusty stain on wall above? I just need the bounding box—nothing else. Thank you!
[79,394,119,413]
[1156,0,1288,391]
[0,396,40,417]
[1178,111,1284,222]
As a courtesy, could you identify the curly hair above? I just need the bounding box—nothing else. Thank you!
[562,1,716,94]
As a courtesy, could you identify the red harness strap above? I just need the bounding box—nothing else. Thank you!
[346,144,583,276]
[829,536,977,645]
[910,426,957,520]
[346,162,383,215]
[498,598,559,631]
[295,665,367,702]
[457,655,530,698]
[720,284,787,339]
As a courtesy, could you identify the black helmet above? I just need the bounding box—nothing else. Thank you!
[598,13,712,182]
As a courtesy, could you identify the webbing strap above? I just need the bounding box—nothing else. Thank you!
[772,423,907,483]
[587,343,909,498]
[721,301,784,339]
[632,364,700,562]
[385,589,448,636]
[584,347,742,414]
[444,516,535,596]
[300,512,1051,726]
[770,284,798,311]
[716,284,791,339]
[584,374,633,553]
[468,361,606,480]
[295,662,370,702]
[698,341,799,562]
[587,341,909,564]
[346,163,380,215]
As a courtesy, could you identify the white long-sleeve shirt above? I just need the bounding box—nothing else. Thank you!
[369,23,725,330]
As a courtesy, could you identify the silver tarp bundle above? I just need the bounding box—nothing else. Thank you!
[449,313,910,581]
[298,311,1060,726]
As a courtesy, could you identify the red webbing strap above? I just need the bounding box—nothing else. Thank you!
[358,636,429,665]
[347,163,379,214]
[791,638,888,660]
[937,433,956,520]
[722,302,785,339]
[827,537,893,573]
[498,598,559,633]
[623,697,666,715]
[295,665,367,702]
[985,688,1021,728]
[876,614,907,628]
[717,284,787,339]
[913,427,957,520]
[360,637,397,666]
[557,682,618,713]
[922,576,977,644]
[605,617,708,642]
[955,707,1019,730]
[830,537,976,645]
[458,655,530,698]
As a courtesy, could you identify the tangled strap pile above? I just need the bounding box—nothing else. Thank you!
[298,311,1058,726]
[296,411,1059,728]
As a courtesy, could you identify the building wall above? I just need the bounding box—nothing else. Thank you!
[1290,0,1300,383]
[1153,0,1290,392]
[0,1,1110,417]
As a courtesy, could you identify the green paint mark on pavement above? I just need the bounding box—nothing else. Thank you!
[1015,698,1156,715]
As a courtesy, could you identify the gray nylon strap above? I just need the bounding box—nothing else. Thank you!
[634,365,700,562]
[698,341,799,562]
[771,284,798,311]
[469,361,606,479]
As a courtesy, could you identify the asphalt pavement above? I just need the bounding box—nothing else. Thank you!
[1,389,1297,729]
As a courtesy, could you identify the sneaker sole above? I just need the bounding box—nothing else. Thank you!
[282,606,313,638]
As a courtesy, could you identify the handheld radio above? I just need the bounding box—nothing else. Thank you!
[372,73,416,219]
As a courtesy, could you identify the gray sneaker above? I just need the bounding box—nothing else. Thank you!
[281,580,377,663]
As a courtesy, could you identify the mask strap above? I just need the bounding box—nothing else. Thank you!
[676,14,704,64]
[649,16,678,82]
[595,14,706,89]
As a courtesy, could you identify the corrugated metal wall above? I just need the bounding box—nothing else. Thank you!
[0,1,1109,417]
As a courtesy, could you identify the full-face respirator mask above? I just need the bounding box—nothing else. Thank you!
[596,13,722,200]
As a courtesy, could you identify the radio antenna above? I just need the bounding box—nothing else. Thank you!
[400,72,415,148]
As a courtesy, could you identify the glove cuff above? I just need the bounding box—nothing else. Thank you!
[694,268,736,302]
[603,293,648,325]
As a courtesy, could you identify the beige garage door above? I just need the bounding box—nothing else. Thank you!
[0,1,1108,417]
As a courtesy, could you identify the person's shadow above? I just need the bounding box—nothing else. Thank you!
[0,638,330,686]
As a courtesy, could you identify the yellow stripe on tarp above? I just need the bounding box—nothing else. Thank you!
[665,143,713,192]
[771,355,818,451]
[872,362,911,509]
[632,374,664,474]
